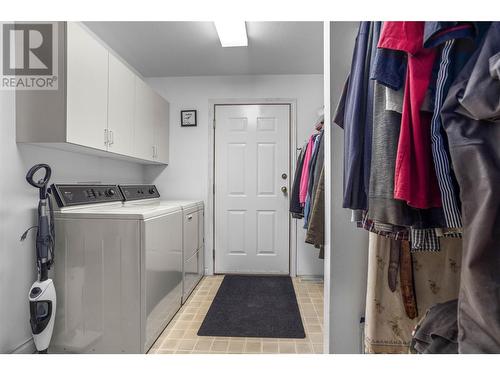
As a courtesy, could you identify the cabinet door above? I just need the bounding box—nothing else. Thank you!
[154,95,169,164]
[66,22,109,150]
[107,54,135,156]
[133,78,155,161]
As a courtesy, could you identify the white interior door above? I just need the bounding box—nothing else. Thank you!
[215,104,290,274]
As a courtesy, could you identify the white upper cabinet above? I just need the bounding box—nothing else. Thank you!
[133,77,156,161]
[154,94,169,164]
[16,22,169,165]
[108,53,136,156]
[66,22,109,151]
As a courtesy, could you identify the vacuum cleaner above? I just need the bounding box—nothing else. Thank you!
[21,164,56,353]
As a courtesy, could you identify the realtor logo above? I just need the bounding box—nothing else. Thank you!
[1,22,58,90]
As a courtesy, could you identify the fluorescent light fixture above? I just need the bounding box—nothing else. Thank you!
[214,21,248,47]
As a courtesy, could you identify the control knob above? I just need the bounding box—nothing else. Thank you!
[105,188,116,197]
[149,187,156,194]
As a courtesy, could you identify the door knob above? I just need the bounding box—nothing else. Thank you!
[281,186,288,194]
[281,173,288,180]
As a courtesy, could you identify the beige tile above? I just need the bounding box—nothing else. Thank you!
[279,342,296,354]
[160,339,179,350]
[244,340,262,353]
[306,324,322,334]
[178,339,197,351]
[295,343,313,354]
[154,349,175,354]
[304,316,320,325]
[182,329,199,339]
[229,337,246,342]
[245,337,261,343]
[211,340,229,352]
[179,313,195,321]
[193,313,205,322]
[184,307,198,314]
[300,303,314,310]
[194,338,214,352]
[313,344,324,354]
[227,340,245,353]
[167,329,185,339]
[189,322,202,330]
[261,337,278,342]
[212,336,233,341]
[309,333,323,344]
[313,304,324,312]
[302,310,319,318]
[173,320,191,330]
[262,342,279,353]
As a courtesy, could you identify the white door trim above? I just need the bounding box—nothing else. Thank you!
[206,98,298,277]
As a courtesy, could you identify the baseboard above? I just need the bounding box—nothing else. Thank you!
[11,337,36,354]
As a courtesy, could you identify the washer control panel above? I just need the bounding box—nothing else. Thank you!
[119,184,160,201]
[51,184,124,207]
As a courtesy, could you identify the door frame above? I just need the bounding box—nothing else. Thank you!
[206,98,298,276]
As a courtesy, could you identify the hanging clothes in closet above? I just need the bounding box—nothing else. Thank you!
[334,21,499,354]
[439,22,500,354]
[290,116,325,259]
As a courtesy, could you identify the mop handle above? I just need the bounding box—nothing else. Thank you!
[26,164,51,199]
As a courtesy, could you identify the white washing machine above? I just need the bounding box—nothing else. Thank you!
[49,184,183,353]
[118,185,204,304]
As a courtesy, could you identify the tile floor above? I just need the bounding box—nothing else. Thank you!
[148,275,324,354]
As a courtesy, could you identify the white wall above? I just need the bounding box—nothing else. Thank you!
[0,91,144,353]
[144,74,324,277]
[325,22,369,354]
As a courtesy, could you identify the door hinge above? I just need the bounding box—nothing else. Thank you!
[213,119,216,129]
[213,182,215,194]
[104,129,108,146]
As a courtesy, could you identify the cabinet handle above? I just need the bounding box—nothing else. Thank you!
[109,130,114,146]
[187,215,193,220]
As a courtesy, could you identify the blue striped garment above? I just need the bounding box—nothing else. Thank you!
[430,40,463,229]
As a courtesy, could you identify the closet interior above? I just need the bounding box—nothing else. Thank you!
[326,21,499,354]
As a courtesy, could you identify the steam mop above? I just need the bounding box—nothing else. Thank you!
[21,164,56,353]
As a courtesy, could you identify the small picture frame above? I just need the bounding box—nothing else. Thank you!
[181,110,197,127]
